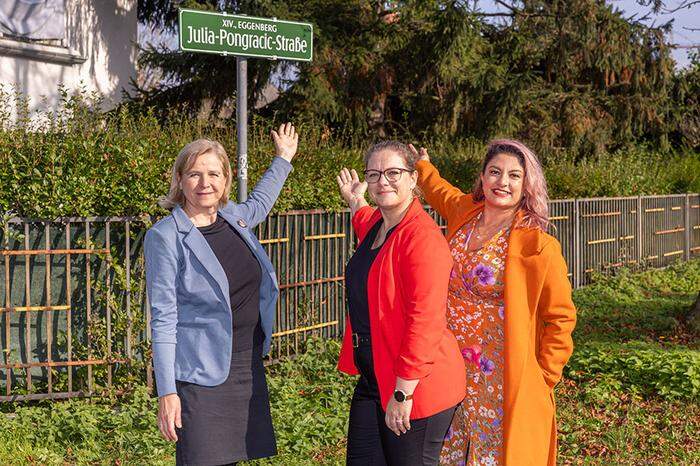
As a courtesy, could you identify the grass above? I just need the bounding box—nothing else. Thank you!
[0,260,697,465]
[572,260,700,348]
[557,380,699,465]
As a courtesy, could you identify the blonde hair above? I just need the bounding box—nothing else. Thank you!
[158,139,232,210]
[472,139,550,231]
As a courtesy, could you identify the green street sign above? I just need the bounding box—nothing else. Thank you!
[178,9,313,61]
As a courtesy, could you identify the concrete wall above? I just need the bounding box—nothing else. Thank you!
[0,0,137,119]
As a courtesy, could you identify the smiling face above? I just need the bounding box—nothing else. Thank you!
[365,149,417,210]
[179,151,227,214]
[479,152,525,210]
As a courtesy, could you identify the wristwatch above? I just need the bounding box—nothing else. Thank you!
[393,389,413,403]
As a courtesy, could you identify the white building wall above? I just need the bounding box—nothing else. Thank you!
[0,0,137,119]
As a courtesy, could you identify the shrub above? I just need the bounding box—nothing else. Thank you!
[566,342,700,401]
[1,89,698,218]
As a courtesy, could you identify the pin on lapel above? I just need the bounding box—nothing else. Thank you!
[237,219,247,228]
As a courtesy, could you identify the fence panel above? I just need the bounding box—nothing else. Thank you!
[577,197,639,286]
[258,210,353,359]
[548,200,576,284]
[641,195,689,268]
[0,217,150,401]
[691,194,700,257]
[1,194,697,401]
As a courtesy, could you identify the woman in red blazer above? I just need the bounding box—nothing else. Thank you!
[336,141,466,465]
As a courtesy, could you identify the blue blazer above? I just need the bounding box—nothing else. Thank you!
[144,157,292,396]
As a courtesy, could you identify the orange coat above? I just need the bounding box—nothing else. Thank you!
[416,160,577,466]
[337,198,467,419]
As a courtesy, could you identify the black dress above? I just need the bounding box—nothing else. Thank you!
[175,215,276,466]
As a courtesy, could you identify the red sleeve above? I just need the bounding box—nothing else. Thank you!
[352,205,378,242]
[337,320,359,375]
[394,226,454,379]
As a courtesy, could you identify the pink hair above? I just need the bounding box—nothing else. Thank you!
[472,139,550,231]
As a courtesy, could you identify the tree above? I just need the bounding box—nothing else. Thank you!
[136,0,687,154]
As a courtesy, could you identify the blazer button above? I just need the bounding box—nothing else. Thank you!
[237,219,247,228]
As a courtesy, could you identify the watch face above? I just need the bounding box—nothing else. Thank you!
[394,390,405,402]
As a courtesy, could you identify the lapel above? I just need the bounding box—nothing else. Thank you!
[172,205,230,305]
[446,204,482,243]
[360,197,426,244]
[367,198,426,324]
[502,224,546,420]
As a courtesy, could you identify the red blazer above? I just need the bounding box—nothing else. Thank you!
[338,198,466,419]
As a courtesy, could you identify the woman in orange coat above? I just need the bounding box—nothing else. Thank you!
[336,141,466,465]
[409,140,576,466]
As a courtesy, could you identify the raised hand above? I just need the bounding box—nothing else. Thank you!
[271,122,299,162]
[336,167,368,214]
[408,143,430,162]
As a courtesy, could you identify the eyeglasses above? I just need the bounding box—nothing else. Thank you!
[363,168,414,184]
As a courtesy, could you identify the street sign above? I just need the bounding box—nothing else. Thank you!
[178,8,313,202]
[179,9,313,62]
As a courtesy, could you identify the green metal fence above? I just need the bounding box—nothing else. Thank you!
[1,194,698,401]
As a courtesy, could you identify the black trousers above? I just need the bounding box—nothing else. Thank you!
[346,343,457,466]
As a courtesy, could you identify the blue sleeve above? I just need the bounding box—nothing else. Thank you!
[236,156,293,227]
[144,228,179,397]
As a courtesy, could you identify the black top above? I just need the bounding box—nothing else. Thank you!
[198,214,264,352]
[345,220,396,336]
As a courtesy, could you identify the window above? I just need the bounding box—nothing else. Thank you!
[0,0,85,64]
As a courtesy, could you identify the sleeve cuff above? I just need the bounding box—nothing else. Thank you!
[394,358,432,380]
[271,156,293,174]
[153,342,177,397]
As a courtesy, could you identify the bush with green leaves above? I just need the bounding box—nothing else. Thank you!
[567,342,700,401]
[0,386,172,465]
[1,89,698,219]
[565,259,700,402]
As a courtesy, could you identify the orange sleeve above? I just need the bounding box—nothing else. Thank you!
[352,205,377,242]
[536,239,577,388]
[416,159,475,221]
[394,227,453,380]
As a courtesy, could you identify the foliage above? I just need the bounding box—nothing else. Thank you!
[0,87,362,218]
[252,338,354,465]
[0,386,172,465]
[426,138,700,198]
[556,379,700,464]
[0,340,354,466]
[566,342,700,401]
[572,260,700,346]
[137,0,700,154]
[1,88,698,219]
[565,260,700,401]
[1,262,698,464]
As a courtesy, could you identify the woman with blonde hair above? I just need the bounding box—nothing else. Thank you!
[410,140,576,466]
[145,123,298,465]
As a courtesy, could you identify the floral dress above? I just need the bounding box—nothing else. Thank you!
[440,214,511,466]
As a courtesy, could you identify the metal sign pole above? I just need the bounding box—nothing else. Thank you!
[236,56,248,202]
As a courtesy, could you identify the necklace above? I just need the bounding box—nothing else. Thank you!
[465,212,514,249]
